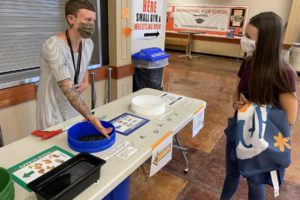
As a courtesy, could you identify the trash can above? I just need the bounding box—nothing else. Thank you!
[132,47,170,91]
[289,43,300,73]
[103,177,130,200]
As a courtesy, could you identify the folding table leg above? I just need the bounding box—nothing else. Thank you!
[173,134,189,173]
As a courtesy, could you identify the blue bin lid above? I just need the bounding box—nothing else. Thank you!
[132,47,170,61]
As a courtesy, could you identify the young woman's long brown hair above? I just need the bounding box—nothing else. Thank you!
[248,12,294,105]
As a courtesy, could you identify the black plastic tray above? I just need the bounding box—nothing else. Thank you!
[27,153,106,200]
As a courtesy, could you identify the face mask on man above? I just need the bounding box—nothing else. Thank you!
[240,36,256,53]
[77,22,95,38]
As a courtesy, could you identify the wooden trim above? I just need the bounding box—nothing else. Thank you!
[193,35,240,44]
[166,32,188,39]
[166,32,292,48]
[110,64,134,79]
[0,84,36,109]
[283,44,291,50]
[89,65,109,82]
[89,64,134,81]
[166,32,241,44]
[165,37,189,46]
[0,64,134,109]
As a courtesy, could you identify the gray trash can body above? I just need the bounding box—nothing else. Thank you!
[132,48,169,91]
[134,67,164,91]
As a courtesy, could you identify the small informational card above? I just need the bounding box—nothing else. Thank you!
[150,131,173,177]
[101,140,131,161]
[159,93,184,106]
[8,146,73,191]
[193,107,205,138]
[110,113,149,136]
[117,146,138,160]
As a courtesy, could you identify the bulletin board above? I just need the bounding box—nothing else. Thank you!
[166,5,248,38]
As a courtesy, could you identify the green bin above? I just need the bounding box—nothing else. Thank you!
[0,167,15,200]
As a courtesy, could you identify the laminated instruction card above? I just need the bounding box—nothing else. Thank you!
[110,113,149,136]
[8,146,73,191]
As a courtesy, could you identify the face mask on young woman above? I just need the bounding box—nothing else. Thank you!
[240,36,256,53]
[77,22,95,38]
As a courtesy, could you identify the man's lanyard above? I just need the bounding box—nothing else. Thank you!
[65,29,82,85]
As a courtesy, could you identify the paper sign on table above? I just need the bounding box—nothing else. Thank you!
[8,146,73,191]
[117,146,138,160]
[150,131,173,177]
[192,107,205,138]
[159,92,184,106]
[101,140,131,161]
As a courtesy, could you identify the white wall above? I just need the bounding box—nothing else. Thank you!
[168,0,292,24]
[0,101,36,145]
[0,80,106,145]
[131,0,168,54]
[131,0,293,54]
[166,0,293,57]
[81,80,107,108]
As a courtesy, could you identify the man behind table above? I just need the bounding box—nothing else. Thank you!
[36,0,111,138]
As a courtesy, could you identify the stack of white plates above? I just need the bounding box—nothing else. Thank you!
[131,95,165,116]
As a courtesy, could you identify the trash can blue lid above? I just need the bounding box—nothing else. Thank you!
[132,47,170,61]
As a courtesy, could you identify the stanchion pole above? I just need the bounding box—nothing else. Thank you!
[107,68,112,103]
[0,126,4,147]
[90,72,96,110]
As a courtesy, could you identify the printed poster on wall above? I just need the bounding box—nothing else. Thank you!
[166,5,248,38]
[133,0,163,40]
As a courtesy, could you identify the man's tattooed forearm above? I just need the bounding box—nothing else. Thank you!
[58,79,92,120]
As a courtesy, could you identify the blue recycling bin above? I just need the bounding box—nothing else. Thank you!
[132,47,170,91]
[67,121,116,153]
[103,177,130,200]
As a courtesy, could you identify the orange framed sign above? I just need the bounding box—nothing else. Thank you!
[166,5,248,38]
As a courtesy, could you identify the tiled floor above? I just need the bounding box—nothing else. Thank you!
[130,51,300,200]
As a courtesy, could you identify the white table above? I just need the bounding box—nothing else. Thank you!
[177,31,205,60]
[0,88,206,200]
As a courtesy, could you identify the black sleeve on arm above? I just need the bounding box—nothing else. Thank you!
[286,67,298,92]
[238,57,248,78]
